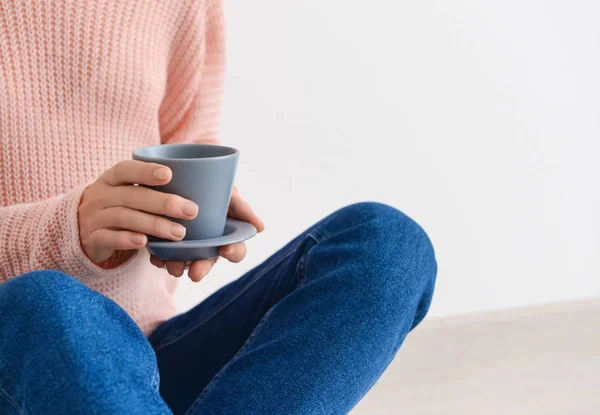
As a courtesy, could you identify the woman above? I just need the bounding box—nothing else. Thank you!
[0,1,437,414]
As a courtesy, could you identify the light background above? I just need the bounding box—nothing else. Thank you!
[176,0,600,318]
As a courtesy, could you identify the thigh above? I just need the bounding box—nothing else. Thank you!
[148,228,317,415]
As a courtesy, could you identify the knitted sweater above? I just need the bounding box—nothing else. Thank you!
[0,0,226,334]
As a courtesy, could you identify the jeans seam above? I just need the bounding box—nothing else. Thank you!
[154,246,299,352]
[294,254,308,288]
[295,233,320,287]
[307,228,327,243]
[0,387,19,414]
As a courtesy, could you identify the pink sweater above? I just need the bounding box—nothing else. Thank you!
[0,1,226,334]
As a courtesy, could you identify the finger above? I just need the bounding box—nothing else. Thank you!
[219,242,247,263]
[86,229,147,252]
[228,196,265,232]
[109,186,198,220]
[150,255,166,269]
[166,261,187,278]
[102,160,172,187]
[96,207,187,241]
[188,258,218,282]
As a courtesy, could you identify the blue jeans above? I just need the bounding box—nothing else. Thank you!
[0,203,436,414]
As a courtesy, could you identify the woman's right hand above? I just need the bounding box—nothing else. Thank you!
[78,160,198,268]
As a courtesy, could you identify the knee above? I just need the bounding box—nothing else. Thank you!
[333,202,435,260]
[0,270,115,330]
[0,270,149,352]
[328,202,437,312]
[1,270,86,311]
[7,269,81,292]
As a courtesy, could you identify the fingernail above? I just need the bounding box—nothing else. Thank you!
[182,202,198,217]
[130,234,146,245]
[223,246,234,255]
[171,224,186,238]
[153,168,170,180]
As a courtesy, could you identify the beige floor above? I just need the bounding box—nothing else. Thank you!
[352,299,600,415]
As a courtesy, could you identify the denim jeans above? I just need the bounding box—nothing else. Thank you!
[0,203,437,415]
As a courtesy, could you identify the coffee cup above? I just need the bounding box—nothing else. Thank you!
[132,143,239,241]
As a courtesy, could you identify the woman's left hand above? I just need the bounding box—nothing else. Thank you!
[149,186,265,282]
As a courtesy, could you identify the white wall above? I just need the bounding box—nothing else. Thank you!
[177,0,600,318]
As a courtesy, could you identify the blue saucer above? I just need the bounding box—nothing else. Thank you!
[147,219,257,261]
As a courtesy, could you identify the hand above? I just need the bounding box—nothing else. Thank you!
[149,186,265,282]
[78,160,198,268]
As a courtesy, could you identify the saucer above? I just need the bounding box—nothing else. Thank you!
[146,219,257,261]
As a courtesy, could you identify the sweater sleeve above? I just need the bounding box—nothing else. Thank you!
[0,184,139,283]
[159,0,226,145]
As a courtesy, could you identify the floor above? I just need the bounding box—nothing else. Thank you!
[352,298,600,414]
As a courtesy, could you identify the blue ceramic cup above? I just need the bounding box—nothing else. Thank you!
[132,144,239,241]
